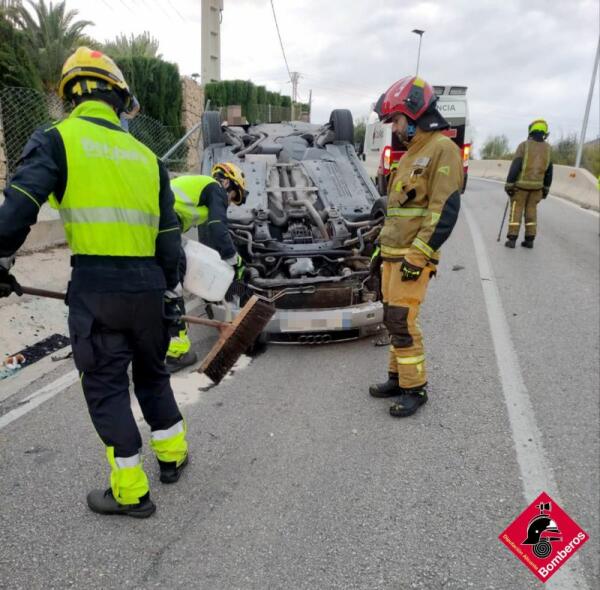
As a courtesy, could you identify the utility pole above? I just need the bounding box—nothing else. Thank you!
[201,0,224,84]
[412,29,425,76]
[290,71,301,121]
[575,37,600,168]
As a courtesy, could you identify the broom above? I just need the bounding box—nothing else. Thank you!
[18,286,275,385]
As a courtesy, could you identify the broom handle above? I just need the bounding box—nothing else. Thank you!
[19,285,228,330]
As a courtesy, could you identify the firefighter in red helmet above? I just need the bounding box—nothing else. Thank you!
[370,76,463,417]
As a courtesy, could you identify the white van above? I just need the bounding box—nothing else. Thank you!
[362,85,472,194]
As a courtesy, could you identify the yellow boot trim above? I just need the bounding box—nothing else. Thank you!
[106,447,149,505]
[167,330,191,358]
[150,419,188,466]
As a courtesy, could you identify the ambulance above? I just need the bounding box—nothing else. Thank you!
[362,85,472,194]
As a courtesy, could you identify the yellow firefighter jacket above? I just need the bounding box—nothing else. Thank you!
[379,129,463,267]
[507,139,552,191]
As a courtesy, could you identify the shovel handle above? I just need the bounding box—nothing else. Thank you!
[19,285,229,331]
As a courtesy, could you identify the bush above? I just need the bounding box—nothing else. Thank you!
[115,56,182,130]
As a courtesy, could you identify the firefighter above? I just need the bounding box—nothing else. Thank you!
[165,164,247,372]
[504,120,553,248]
[0,47,188,518]
[369,77,463,417]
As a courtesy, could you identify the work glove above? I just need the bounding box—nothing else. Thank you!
[163,283,184,325]
[542,187,549,199]
[369,245,382,277]
[226,254,246,281]
[399,259,423,282]
[504,185,516,197]
[0,256,22,298]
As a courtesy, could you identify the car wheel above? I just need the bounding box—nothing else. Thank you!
[370,196,387,221]
[376,174,388,196]
[329,109,354,143]
[202,111,224,148]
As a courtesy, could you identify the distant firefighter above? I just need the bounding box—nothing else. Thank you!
[504,120,553,249]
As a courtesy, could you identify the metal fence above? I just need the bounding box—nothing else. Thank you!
[0,86,195,187]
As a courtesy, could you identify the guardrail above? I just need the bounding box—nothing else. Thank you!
[469,160,599,211]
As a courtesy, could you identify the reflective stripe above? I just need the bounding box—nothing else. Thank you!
[152,420,185,441]
[413,237,435,258]
[381,245,410,256]
[172,185,201,228]
[11,184,41,208]
[115,453,141,468]
[430,211,441,226]
[525,222,537,226]
[387,207,428,217]
[396,354,426,365]
[60,207,159,227]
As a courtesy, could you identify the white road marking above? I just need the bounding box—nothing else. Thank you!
[0,298,225,431]
[464,203,590,590]
[0,370,79,430]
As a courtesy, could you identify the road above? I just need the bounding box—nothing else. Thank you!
[0,178,598,590]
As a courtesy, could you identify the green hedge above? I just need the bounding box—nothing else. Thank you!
[204,79,309,122]
[115,56,182,129]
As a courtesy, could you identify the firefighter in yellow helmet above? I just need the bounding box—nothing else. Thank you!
[165,162,248,372]
[0,47,189,517]
[504,120,553,248]
[369,76,463,417]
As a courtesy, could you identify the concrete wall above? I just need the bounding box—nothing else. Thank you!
[469,159,599,211]
[181,77,204,172]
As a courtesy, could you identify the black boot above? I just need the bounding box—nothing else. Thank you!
[369,373,402,398]
[504,236,517,248]
[521,237,534,248]
[158,454,189,484]
[87,488,156,518]
[389,385,428,417]
[165,351,198,374]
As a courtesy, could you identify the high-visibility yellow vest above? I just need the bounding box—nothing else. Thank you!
[170,175,216,233]
[49,101,160,256]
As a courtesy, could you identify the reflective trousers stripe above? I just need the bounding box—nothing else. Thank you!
[396,354,426,365]
[151,419,185,441]
[115,453,142,468]
[381,245,410,257]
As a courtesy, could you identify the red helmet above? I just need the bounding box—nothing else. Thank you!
[376,76,437,122]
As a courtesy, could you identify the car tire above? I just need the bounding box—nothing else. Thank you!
[329,109,354,143]
[202,111,224,148]
[370,196,388,221]
[376,174,388,196]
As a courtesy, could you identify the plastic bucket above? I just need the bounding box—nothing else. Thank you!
[182,239,234,302]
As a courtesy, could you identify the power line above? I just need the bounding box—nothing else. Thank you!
[270,0,292,82]
[165,0,186,22]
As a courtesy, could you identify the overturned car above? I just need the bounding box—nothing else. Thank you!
[198,110,386,343]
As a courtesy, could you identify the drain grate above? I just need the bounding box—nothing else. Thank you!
[4,333,71,370]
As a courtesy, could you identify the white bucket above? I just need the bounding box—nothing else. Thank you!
[182,239,234,302]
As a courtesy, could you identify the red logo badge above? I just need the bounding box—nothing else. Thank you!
[499,492,589,583]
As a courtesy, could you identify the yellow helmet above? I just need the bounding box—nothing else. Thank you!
[212,162,248,205]
[528,119,549,136]
[58,47,131,106]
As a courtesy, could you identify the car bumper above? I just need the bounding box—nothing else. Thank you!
[209,300,385,342]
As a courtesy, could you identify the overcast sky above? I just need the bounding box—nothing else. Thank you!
[68,0,599,156]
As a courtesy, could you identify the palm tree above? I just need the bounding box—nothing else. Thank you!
[9,0,93,90]
[103,31,161,59]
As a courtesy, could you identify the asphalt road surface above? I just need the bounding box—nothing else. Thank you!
[0,178,598,590]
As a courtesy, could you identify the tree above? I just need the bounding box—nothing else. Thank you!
[480,134,511,160]
[354,116,366,152]
[103,31,161,59]
[0,12,42,89]
[550,134,577,166]
[9,0,93,91]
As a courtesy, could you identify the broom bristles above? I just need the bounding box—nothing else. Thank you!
[200,297,275,383]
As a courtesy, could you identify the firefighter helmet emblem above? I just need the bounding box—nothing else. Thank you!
[521,502,562,558]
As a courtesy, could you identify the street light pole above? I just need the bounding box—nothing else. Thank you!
[412,29,425,76]
[575,37,600,168]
